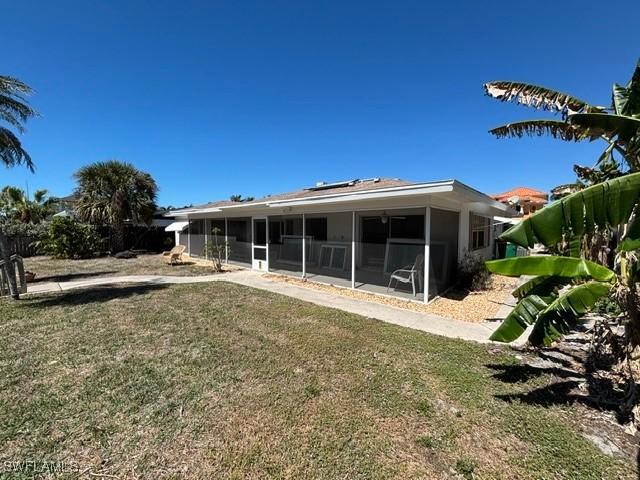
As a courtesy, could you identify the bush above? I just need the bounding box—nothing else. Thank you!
[39,217,104,259]
[593,295,623,316]
[202,227,229,272]
[457,250,491,291]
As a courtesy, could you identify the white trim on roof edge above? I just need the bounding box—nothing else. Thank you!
[167,179,512,216]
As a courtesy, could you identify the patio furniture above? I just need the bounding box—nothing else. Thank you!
[387,254,424,296]
[163,245,186,265]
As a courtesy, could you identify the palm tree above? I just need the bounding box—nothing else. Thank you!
[0,76,37,171]
[230,194,255,202]
[485,60,640,185]
[0,75,37,299]
[74,160,158,253]
[0,186,58,223]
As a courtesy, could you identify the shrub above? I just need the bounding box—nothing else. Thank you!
[457,250,491,291]
[593,295,623,316]
[39,217,103,259]
[202,227,229,272]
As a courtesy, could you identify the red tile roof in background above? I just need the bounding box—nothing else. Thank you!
[492,187,548,203]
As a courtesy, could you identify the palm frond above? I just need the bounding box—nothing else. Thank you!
[489,120,594,141]
[0,76,33,97]
[484,81,603,117]
[0,127,33,171]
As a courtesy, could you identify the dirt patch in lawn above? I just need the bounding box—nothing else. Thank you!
[264,273,518,323]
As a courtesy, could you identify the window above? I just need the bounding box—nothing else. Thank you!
[470,214,490,250]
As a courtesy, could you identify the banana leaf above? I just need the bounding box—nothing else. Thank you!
[486,256,615,282]
[489,295,552,343]
[500,173,640,248]
[489,120,593,141]
[569,113,640,143]
[612,62,640,116]
[483,81,602,117]
[619,213,640,252]
[528,281,612,346]
[512,275,572,299]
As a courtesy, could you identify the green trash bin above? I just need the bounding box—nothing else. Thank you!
[505,243,518,258]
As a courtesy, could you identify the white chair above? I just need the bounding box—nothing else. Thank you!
[387,254,424,296]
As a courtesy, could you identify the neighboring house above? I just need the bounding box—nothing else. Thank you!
[51,193,79,218]
[166,177,513,302]
[550,183,581,201]
[492,187,548,216]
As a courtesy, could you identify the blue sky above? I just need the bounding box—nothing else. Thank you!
[2,0,638,206]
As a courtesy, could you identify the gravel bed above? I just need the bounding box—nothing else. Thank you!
[264,273,518,323]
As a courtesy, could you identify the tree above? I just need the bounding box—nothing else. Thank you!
[230,194,254,202]
[74,160,158,253]
[0,75,37,299]
[0,186,58,223]
[485,62,640,425]
[485,61,640,185]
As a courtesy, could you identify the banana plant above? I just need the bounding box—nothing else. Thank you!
[488,174,640,347]
[485,60,640,183]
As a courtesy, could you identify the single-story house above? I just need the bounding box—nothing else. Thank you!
[166,177,514,303]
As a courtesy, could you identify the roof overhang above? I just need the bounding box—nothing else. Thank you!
[165,221,189,232]
[168,179,515,218]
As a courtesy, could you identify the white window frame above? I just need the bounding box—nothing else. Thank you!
[470,214,490,251]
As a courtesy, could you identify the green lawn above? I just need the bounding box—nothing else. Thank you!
[0,282,635,479]
[23,254,215,283]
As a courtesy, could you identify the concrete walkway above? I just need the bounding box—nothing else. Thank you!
[26,270,508,343]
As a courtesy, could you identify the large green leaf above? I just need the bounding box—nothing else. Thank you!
[569,113,640,143]
[500,173,640,249]
[528,281,611,346]
[619,213,640,252]
[512,275,572,299]
[490,295,551,343]
[612,61,640,116]
[488,119,593,142]
[483,81,603,117]
[486,256,615,282]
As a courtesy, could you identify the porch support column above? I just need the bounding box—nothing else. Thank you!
[351,211,356,289]
[187,219,191,256]
[265,216,270,271]
[424,205,431,304]
[204,219,209,259]
[224,218,229,263]
[458,204,470,260]
[302,213,306,278]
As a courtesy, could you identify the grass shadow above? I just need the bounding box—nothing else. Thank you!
[487,362,628,419]
[23,283,170,308]
[30,271,119,283]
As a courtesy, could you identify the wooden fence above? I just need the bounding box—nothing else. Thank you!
[5,235,41,257]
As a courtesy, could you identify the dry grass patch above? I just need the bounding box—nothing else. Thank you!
[23,254,230,283]
[0,282,635,479]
